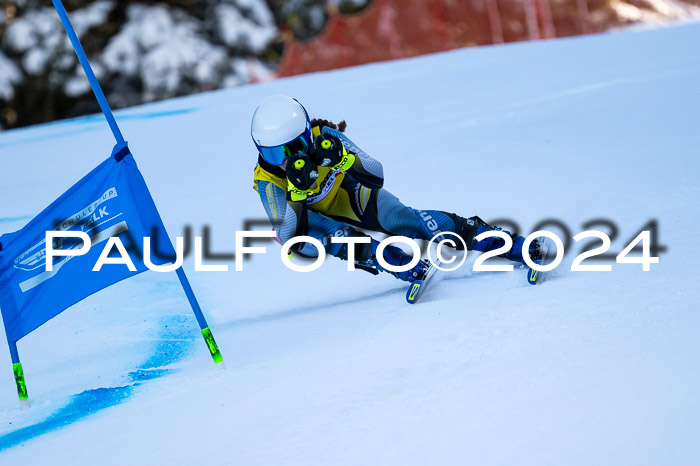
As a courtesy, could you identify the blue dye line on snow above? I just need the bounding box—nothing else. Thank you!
[0,126,100,150]
[0,315,196,452]
[78,108,198,122]
[0,108,197,150]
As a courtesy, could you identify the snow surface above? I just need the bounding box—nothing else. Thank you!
[1,23,700,465]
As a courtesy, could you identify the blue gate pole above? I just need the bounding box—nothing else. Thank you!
[52,0,124,147]
[9,341,30,409]
[1,240,30,408]
[176,268,224,365]
[52,0,223,366]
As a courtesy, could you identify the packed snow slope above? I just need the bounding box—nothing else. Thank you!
[1,23,699,465]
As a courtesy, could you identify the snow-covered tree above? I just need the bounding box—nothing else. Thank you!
[0,0,280,129]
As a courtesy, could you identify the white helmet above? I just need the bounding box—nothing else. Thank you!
[251,95,312,166]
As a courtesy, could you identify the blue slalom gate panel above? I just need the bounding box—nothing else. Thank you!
[0,151,175,343]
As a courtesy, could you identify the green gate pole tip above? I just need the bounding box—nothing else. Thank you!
[201,327,225,368]
[13,363,31,410]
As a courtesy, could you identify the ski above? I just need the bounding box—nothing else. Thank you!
[406,259,441,304]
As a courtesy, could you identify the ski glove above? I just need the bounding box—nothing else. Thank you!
[310,134,355,171]
[286,151,319,201]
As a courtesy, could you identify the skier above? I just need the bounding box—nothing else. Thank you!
[251,95,540,283]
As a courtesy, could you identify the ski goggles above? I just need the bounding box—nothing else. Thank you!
[256,126,312,166]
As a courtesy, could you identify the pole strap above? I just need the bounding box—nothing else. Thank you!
[112,142,132,162]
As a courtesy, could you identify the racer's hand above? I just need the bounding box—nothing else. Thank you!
[286,151,319,200]
[310,134,355,170]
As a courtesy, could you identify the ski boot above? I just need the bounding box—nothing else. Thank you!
[471,223,527,263]
[526,236,549,285]
[376,243,429,282]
